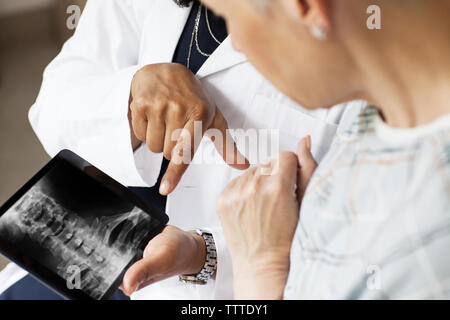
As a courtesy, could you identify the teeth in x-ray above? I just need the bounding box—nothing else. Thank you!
[94,207,153,251]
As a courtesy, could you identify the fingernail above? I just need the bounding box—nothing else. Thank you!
[298,139,311,163]
[143,247,151,259]
[129,280,139,293]
[159,180,169,195]
[123,282,135,296]
[305,135,312,150]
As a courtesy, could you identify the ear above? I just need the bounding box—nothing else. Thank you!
[280,0,331,31]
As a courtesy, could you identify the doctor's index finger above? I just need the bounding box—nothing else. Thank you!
[159,109,249,196]
[159,119,198,195]
[208,108,250,171]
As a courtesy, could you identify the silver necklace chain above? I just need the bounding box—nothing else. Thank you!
[187,4,223,69]
[205,6,222,45]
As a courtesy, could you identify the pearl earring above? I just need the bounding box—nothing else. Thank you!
[311,25,327,40]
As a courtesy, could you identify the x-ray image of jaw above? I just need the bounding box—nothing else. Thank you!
[0,184,158,300]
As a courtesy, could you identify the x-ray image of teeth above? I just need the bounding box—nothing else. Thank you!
[0,183,159,300]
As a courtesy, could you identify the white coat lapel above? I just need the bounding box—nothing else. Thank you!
[143,1,191,63]
[197,36,248,78]
[143,2,247,75]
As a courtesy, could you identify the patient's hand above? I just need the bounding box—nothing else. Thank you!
[216,137,317,299]
[121,225,206,296]
[129,63,249,195]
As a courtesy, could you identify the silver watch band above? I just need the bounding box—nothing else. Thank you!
[179,229,217,285]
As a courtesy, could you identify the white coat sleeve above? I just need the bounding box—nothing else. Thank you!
[29,0,162,187]
[207,226,234,299]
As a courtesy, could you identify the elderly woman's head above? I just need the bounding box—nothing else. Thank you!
[201,0,450,116]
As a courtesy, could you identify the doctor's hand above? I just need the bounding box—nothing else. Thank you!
[129,63,249,195]
[216,137,317,299]
[121,225,206,296]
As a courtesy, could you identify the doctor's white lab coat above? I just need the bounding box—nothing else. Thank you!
[27,0,350,299]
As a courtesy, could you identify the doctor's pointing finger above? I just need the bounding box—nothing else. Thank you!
[129,63,249,196]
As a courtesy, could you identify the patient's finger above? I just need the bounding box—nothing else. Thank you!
[296,136,318,203]
[277,152,301,193]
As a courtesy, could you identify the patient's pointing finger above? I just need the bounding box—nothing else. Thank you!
[296,136,318,202]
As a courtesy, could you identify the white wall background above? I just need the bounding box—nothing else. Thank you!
[0,0,53,16]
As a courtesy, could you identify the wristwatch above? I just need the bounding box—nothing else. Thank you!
[179,229,217,285]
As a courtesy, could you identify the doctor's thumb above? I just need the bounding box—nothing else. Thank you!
[296,136,318,202]
[121,257,160,296]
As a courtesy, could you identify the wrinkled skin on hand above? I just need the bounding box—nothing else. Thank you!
[216,137,317,299]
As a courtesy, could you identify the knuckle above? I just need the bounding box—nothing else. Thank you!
[139,64,153,74]
[151,101,166,118]
[191,100,208,120]
[253,172,263,186]
[271,182,285,197]
[244,179,259,199]
[169,102,186,119]
[133,96,150,111]
[171,62,189,73]
[267,175,285,192]
[247,166,258,178]
[280,151,298,166]
[245,184,258,199]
